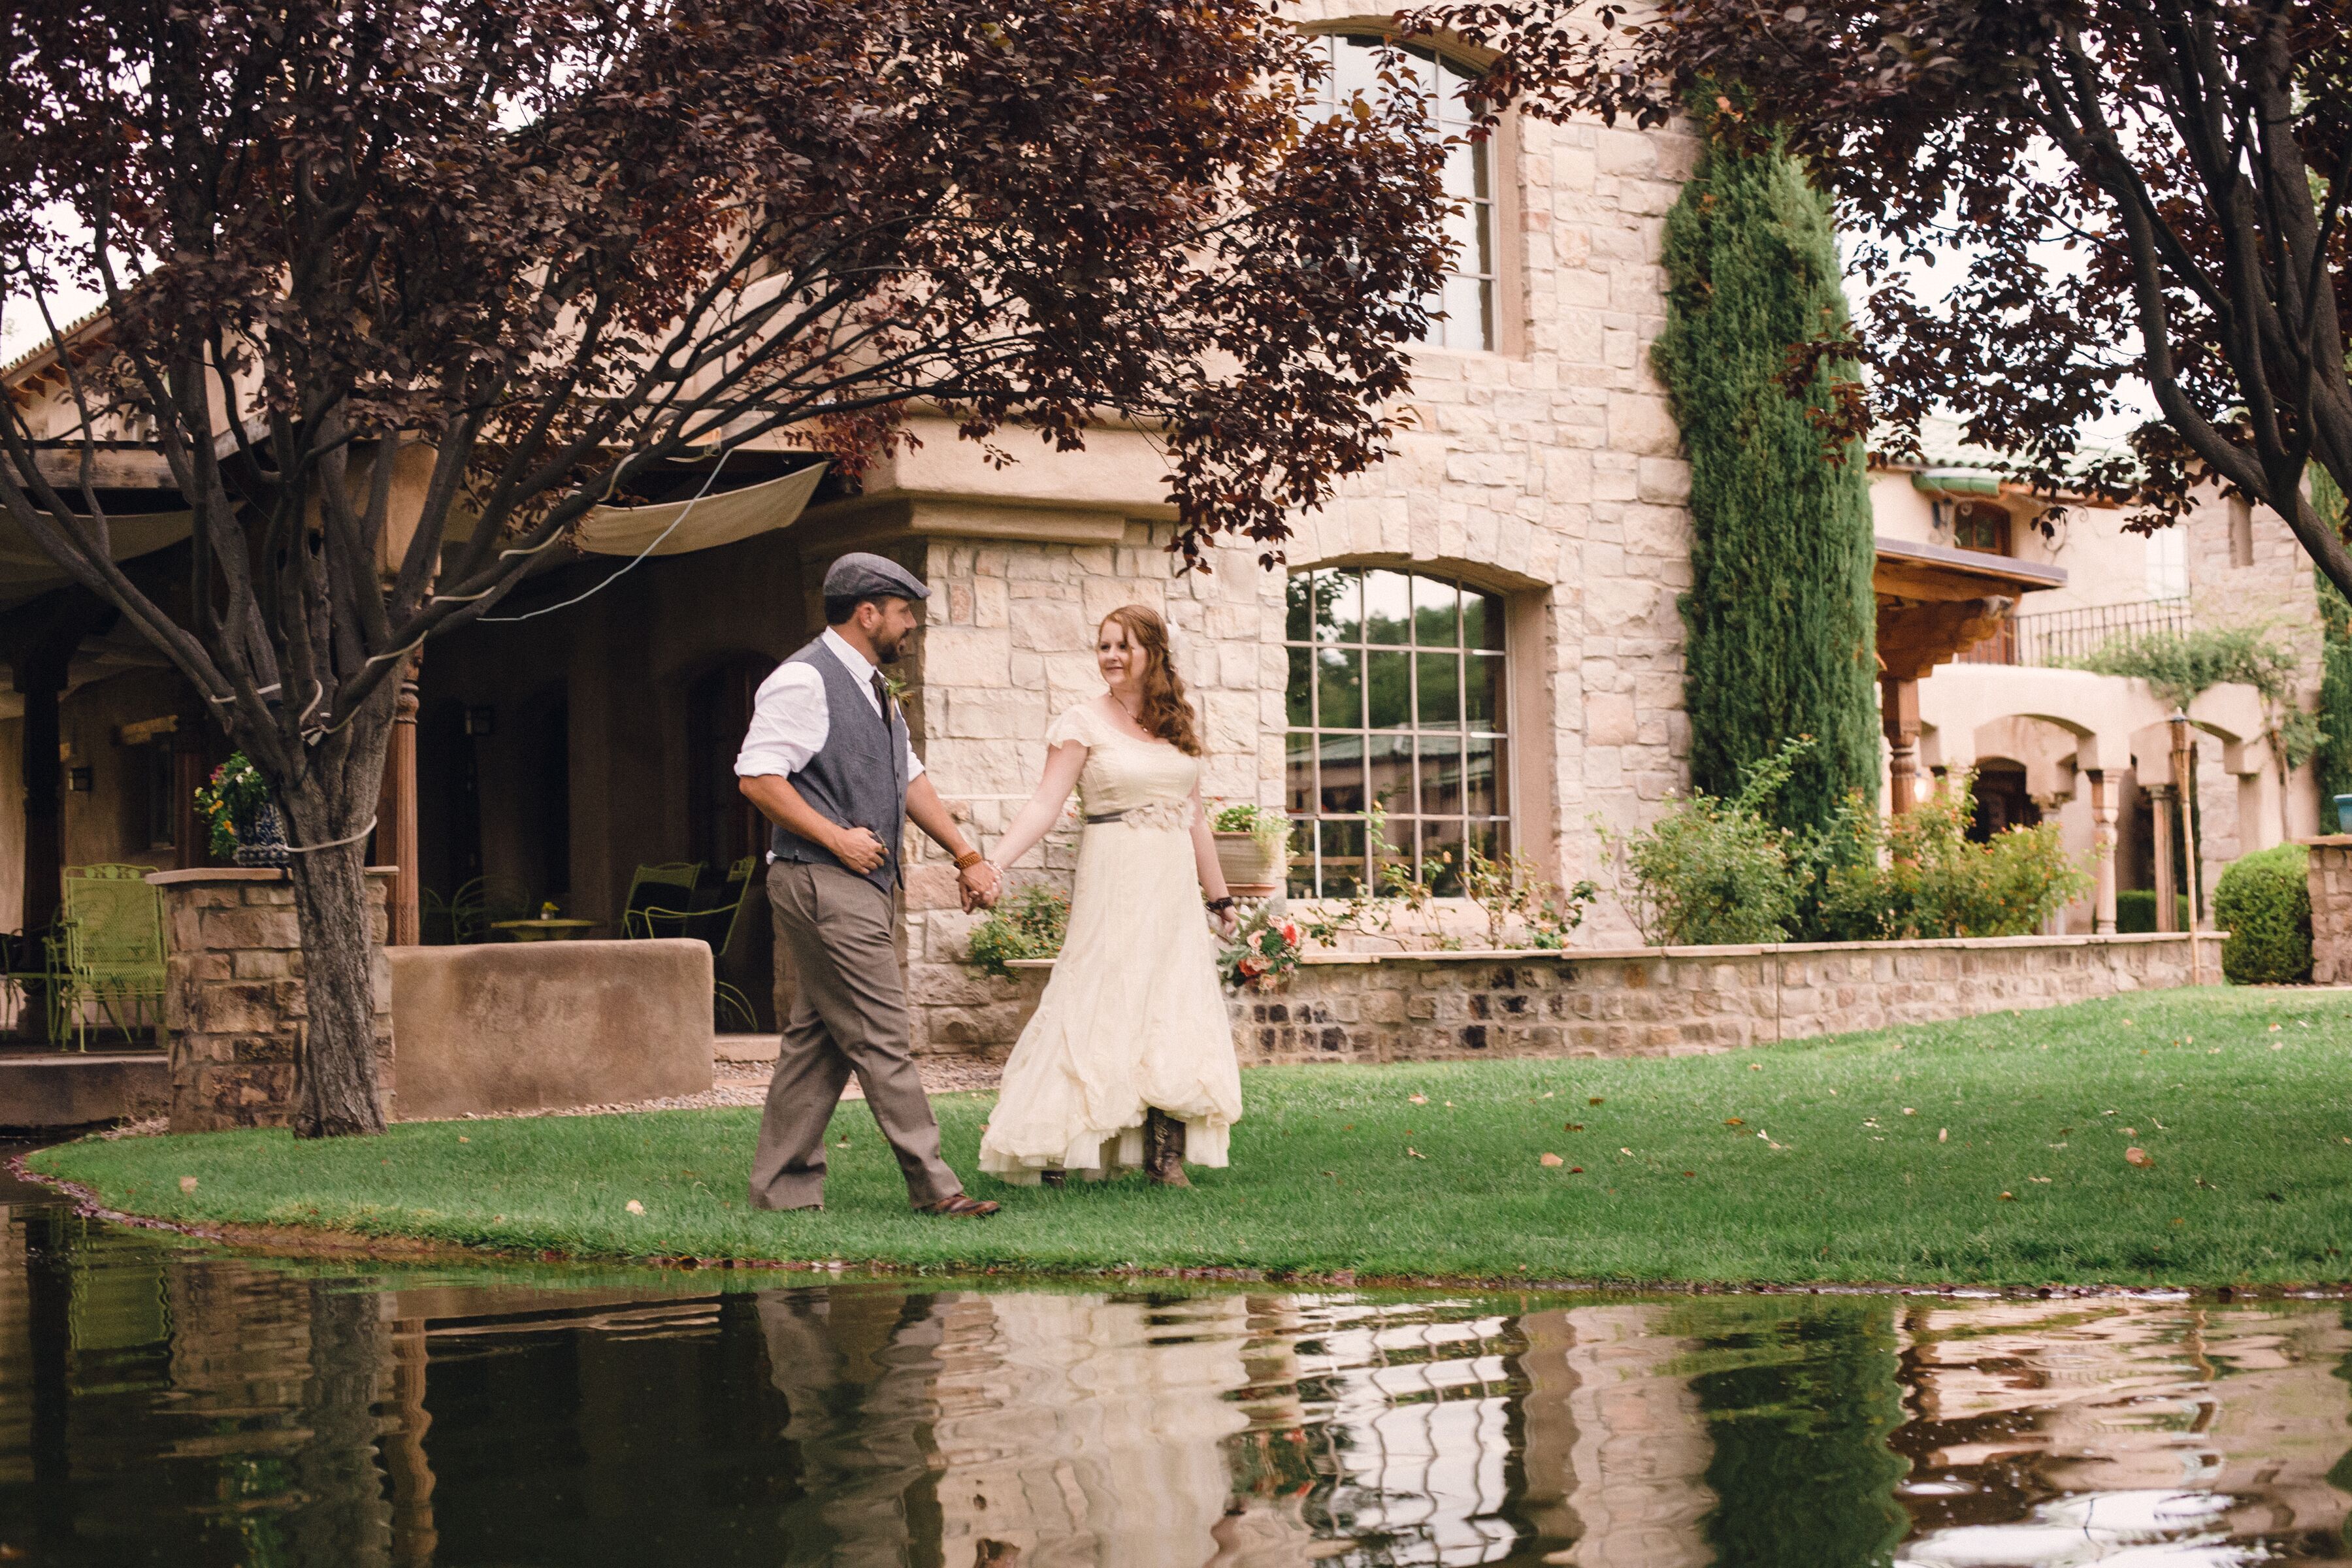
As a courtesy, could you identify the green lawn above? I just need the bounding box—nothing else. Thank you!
[28,986,2352,1288]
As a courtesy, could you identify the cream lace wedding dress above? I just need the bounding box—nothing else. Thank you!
[978,702,1242,1183]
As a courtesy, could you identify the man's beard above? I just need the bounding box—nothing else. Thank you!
[875,629,906,664]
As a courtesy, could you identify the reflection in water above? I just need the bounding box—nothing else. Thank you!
[3,1173,2352,1565]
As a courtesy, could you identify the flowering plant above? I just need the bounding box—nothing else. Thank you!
[1218,907,1303,992]
[191,753,270,859]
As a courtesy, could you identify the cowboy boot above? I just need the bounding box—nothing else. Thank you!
[1145,1108,1191,1188]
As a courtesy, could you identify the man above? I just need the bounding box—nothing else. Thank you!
[736,552,1003,1217]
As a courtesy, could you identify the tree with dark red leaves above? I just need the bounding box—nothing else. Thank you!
[0,0,1443,1135]
[1416,0,2352,583]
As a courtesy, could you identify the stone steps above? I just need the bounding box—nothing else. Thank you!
[0,1051,167,1130]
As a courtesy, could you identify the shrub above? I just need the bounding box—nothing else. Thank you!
[1603,740,1810,945]
[2115,890,2189,934]
[1657,129,1880,838]
[964,885,1070,980]
[1816,776,2091,940]
[2214,843,2311,985]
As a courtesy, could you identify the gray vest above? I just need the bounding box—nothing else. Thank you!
[768,637,909,893]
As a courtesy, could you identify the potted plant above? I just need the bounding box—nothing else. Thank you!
[193,753,288,868]
[1210,803,1289,897]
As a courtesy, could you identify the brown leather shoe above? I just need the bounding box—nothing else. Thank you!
[917,1192,1001,1218]
[1145,1108,1192,1188]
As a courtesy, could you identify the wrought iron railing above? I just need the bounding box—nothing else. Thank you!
[1955,599,2193,668]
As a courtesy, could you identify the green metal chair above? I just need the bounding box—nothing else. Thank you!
[55,864,165,1052]
[636,856,759,1029]
[622,862,706,939]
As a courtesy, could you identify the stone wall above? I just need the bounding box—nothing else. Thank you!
[2306,838,2352,984]
[152,868,393,1132]
[941,932,2208,1066]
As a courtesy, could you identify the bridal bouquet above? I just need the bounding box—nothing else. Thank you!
[1219,907,1303,992]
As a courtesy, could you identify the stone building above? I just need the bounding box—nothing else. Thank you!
[0,8,2325,1050]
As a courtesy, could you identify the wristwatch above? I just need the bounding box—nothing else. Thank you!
[1205,896,1237,915]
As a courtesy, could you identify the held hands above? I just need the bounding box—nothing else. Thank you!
[958,858,1002,913]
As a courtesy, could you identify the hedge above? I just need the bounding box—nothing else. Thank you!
[2214,843,2312,985]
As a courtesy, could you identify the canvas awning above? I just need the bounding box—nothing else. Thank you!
[572,461,825,557]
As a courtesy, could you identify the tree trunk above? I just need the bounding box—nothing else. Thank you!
[283,783,390,1137]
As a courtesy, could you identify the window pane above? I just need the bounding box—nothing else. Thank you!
[1368,731,1414,815]
[1287,817,1316,899]
[1466,651,1504,727]
[1316,569,1362,644]
[1443,141,1482,202]
[1317,646,1362,728]
[1420,732,1463,817]
[1465,589,1505,651]
[1442,272,1491,351]
[1286,645,1314,728]
[1364,569,1413,644]
[1319,817,1366,899]
[1286,730,1315,816]
[1416,651,1461,728]
[1285,572,1316,642]
[1367,650,1412,728]
[1413,576,1459,646]
[1468,819,1503,871]
[1330,35,1385,108]
[1465,735,1501,818]
[1318,734,1364,814]
[1422,820,1465,897]
[1444,203,1488,276]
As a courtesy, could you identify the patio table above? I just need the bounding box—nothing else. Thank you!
[489,918,598,943]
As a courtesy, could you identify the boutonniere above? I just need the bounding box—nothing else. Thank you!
[879,672,910,706]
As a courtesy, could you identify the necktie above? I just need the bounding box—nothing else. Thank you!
[872,672,891,724]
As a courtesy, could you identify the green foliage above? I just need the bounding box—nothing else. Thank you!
[2314,469,2352,832]
[2114,890,2187,935]
[2215,843,2311,985]
[191,752,270,858]
[1654,129,1878,836]
[1813,776,2091,941]
[1603,740,1813,945]
[1460,841,1597,949]
[964,885,1070,980]
[2070,622,2302,711]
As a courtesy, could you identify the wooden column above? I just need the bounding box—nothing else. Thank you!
[375,657,423,947]
[2149,782,2180,933]
[2085,768,2118,935]
[6,593,115,1040]
[1881,675,1922,815]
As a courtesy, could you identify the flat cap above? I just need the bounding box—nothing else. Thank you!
[822,551,929,602]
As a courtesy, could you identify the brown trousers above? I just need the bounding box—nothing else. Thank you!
[747,860,963,1209]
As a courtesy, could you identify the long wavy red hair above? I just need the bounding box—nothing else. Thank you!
[1101,605,1203,757]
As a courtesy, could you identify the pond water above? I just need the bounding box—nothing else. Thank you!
[4,1156,2351,1566]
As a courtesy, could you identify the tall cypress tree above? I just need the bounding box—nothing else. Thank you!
[1654,131,1880,832]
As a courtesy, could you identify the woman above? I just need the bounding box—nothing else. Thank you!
[977,605,1243,1188]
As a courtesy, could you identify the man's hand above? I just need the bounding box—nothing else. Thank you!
[959,860,1002,912]
[830,825,890,876]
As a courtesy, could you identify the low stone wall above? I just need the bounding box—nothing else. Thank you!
[387,939,713,1119]
[151,868,394,1132]
[949,932,2210,1066]
[2306,837,2352,983]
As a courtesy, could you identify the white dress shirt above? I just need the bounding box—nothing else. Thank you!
[734,627,925,783]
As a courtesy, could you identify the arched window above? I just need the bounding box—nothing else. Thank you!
[1952,500,2010,555]
[1311,32,1495,352]
[1285,566,1509,896]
